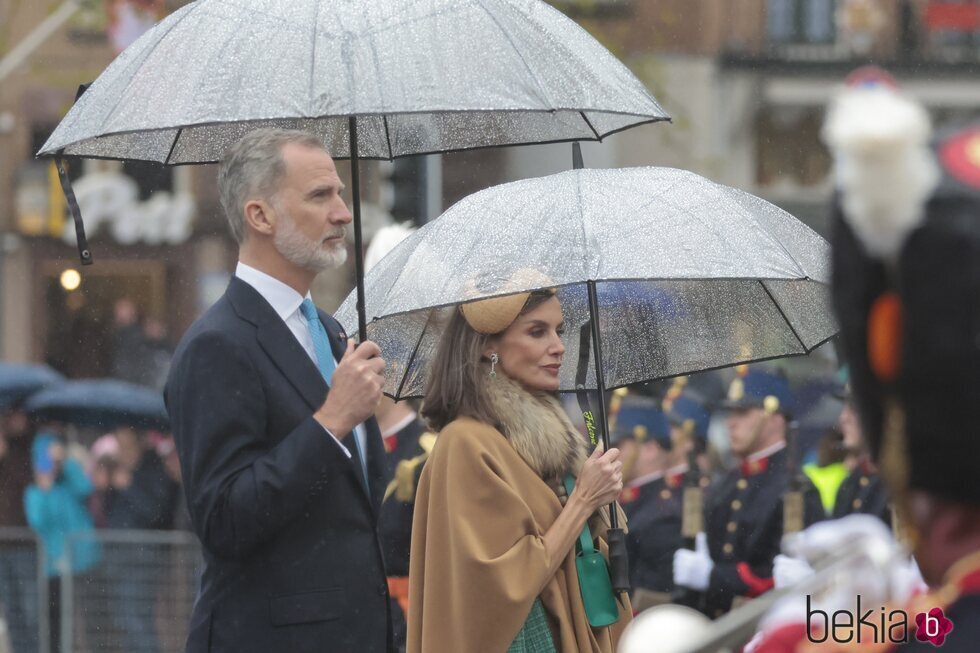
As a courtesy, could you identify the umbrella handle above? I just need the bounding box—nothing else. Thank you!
[606,527,630,594]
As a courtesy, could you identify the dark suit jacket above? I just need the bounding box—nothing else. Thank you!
[165,277,391,653]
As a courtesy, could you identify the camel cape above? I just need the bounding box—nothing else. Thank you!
[407,417,631,653]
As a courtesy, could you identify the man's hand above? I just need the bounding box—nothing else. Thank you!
[315,339,385,437]
[673,532,713,591]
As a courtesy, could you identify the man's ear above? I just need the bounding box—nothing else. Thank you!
[243,198,276,237]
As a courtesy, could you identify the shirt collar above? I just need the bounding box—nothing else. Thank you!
[665,463,689,488]
[746,440,786,464]
[740,441,786,477]
[382,412,418,439]
[628,469,665,489]
[235,261,312,321]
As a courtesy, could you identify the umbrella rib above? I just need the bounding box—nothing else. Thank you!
[576,171,595,279]
[394,309,434,399]
[730,188,809,278]
[96,6,197,147]
[164,128,182,165]
[758,279,808,353]
[308,0,320,113]
[579,111,601,141]
[476,1,555,109]
[383,114,394,159]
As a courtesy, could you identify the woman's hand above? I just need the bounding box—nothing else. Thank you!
[542,444,624,579]
[572,444,623,511]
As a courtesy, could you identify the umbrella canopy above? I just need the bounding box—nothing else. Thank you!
[0,363,65,410]
[38,0,668,162]
[334,166,838,398]
[24,379,169,431]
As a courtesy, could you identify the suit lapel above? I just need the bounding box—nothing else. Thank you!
[227,279,375,508]
[228,278,327,412]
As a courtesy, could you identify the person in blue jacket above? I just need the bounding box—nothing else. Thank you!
[23,432,101,652]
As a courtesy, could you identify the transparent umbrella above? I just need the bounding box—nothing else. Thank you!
[36,0,669,339]
[336,166,837,399]
[335,165,837,592]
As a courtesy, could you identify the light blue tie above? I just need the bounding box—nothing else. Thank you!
[300,299,368,485]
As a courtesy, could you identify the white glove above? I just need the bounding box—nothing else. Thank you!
[892,556,927,603]
[673,532,713,591]
[772,553,814,589]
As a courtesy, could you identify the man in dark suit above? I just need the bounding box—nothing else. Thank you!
[165,128,391,653]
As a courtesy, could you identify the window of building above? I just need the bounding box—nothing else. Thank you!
[768,0,836,44]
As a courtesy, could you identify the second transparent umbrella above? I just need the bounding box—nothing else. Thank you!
[336,166,837,398]
[335,165,838,591]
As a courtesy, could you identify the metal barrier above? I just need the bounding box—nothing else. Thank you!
[0,529,201,653]
[0,528,48,653]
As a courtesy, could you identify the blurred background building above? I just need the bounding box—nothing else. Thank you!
[2,0,979,372]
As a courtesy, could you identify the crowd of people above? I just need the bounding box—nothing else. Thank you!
[0,403,183,653]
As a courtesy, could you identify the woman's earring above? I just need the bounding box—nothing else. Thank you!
[489,352,498,379]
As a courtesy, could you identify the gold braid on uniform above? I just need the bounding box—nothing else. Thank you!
[384,433,437,503]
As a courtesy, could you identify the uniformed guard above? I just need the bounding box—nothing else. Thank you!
[662,384,713,608]
[613,395,686,609]
[673,369,824,617]
[662,384,713,482]
[823,76,980,651]
[832,388,891,525]
[376,398,435,651]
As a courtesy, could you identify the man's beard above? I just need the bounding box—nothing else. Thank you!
[273,207,347,272]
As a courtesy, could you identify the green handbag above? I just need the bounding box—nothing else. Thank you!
[563,475,620,628]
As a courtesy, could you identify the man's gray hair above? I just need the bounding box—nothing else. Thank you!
[217,128,325,243]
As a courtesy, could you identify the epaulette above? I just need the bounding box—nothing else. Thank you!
[383,433,438,503]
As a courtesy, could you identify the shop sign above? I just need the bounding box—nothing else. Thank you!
[62,170,196,246]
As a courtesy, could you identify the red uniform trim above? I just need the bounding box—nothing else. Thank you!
[737,562,775,597]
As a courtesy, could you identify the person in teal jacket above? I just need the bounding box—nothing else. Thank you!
[23,432,101,652]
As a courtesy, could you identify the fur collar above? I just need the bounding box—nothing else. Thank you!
[485,373,589,482]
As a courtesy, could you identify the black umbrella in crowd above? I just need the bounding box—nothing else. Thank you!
[24,378,170,431]
[37,0,670,341]
[0,362,65,410]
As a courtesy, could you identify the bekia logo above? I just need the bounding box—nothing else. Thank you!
[915,607,954,647]
[806,596,954,647]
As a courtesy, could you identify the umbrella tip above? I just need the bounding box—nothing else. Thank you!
[572,142,584,170]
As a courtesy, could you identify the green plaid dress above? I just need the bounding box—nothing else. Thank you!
[507,599,557,652]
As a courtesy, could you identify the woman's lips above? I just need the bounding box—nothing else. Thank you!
[542,364,561,375]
